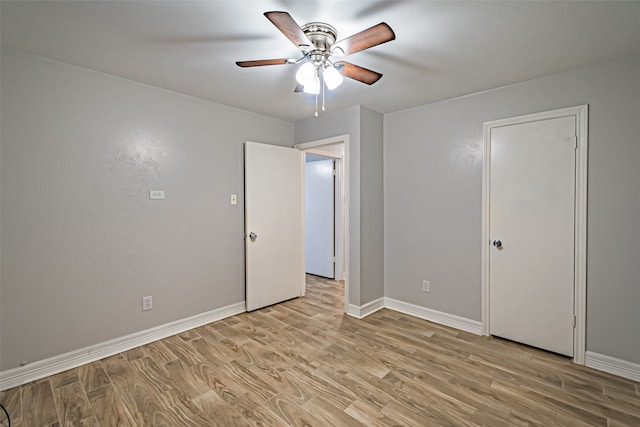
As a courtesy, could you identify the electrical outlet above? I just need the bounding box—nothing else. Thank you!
[422,280,431,293]
[142,296,153,311]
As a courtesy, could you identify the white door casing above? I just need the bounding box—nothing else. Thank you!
[482,105,588,363]
[245,142,305,311]
[305,158,335,278]
[295,135,349,313]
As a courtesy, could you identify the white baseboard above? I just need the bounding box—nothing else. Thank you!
[0,301,246,391]
[384,297,483,336]
[346,297,385,319]
[346,304,361,318]
[349,301,640,383]
[585,351,640,382]
[9,299,638,390]
[345,296,482,336]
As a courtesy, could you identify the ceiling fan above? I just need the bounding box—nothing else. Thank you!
[236,11,395,115]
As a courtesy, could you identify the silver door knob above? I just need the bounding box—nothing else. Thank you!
[249,232,257,240]
[492,240,502,248]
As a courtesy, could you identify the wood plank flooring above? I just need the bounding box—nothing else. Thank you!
[1,274,639,426]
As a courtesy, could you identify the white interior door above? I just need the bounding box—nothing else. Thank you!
[305,158,335,278]
[489,116,576,356]
[245,142,304,311]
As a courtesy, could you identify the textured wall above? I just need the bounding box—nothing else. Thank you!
[359,107,384,305]
[384,55,640,364]
[295,106,362,305]
[295,105,385,307]
[0,49,293,370]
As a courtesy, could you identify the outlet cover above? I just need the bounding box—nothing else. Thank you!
[142,296,153,311]
[422,280,431,293]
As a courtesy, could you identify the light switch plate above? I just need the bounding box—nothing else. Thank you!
[231,194,237,205]
[150,190,165,200]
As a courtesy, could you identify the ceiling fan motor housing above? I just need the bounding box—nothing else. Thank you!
[301,22,337,58]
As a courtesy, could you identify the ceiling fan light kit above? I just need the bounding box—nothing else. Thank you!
[323,64,344,90]
[236,11,395,117]
[295,62,317,87]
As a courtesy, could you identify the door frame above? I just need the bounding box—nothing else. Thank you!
[295,135,350,314]
[481,105,588,364]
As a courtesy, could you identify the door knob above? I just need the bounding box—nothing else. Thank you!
[492,239,502,248]
[249,232,257,240]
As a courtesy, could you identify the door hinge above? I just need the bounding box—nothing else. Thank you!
[572,315,576,328]
[332,256,336,263]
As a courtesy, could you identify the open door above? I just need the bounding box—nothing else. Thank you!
[245,142,304,311]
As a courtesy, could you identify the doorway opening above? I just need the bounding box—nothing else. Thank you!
[296,135,349,313]
[305,154,337,279]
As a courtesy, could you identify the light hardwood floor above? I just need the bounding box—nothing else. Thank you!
[1,274,639,426]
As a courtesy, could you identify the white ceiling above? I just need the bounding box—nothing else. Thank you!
[3,1,640,122]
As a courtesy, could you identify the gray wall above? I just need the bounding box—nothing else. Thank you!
[384,54,640,364]
[295,105,385,307]
[3,45,639,371]
[359,107,384,304]
[0,49,294,370]
[296,106,362,305]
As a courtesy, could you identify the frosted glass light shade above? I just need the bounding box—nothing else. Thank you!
[303,76,321,94]
[323,65,343,90]
[296,62,316,87]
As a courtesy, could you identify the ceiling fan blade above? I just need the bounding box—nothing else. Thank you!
[331,22,395,56]
[236,58,292,67]
[264,11,313,51]
[335,61,383,85]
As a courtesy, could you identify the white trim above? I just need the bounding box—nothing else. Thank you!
[346,296,482,336]
[347,298,640,383]
[585,351,640,382]
[0,302,245,391]
[481,105,588,364]
[303,148,342,160]
[346,304,361,318]
[346,298,385,319]
[573,105,589,365]
[6,296,639,392]
[295,135,350,313]
[384,298,483,335]
[300,150,307,296]
[295,135,349,151]
[334,158,345,282]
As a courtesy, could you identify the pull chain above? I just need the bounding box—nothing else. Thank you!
[314,66,319,117]
[322,71,326,112]
[314,91,318,117]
